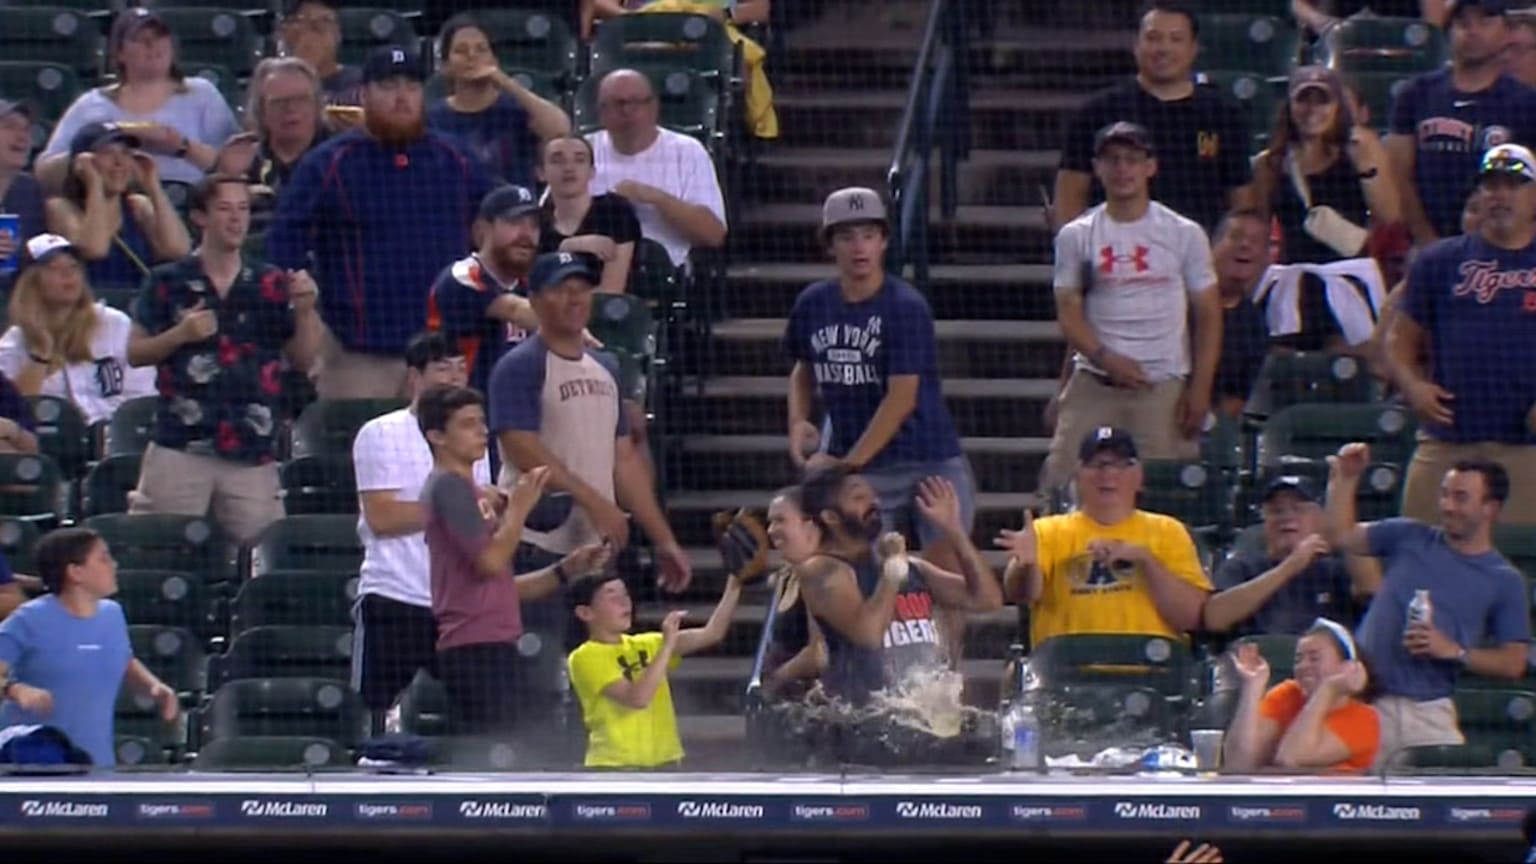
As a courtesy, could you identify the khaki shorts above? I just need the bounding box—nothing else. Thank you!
[1371,694,1463,771]
[313,330,408,400]
[130,443,284,545]
[1038,368,1198,494]
[1400,436,1536,526]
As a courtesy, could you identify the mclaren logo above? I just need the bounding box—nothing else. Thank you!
[19,800,108,818]
[239,799,328,818]
[458,800,547,820]
[1332,803,1421,822]
[676,800,764,819]
[1115,801,1201,820]
[894,801,983,820]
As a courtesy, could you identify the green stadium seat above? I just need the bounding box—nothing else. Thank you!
[186,62,242,109]
[1138,459,1231,536]
[1036,683,1178,748]
[201,676,366,746]
[1250,459,1403,522]
[1258,403,1416,467]
[1451,688,1536,768]
[154,8,263,79]
[192,734,351,771]
[1237,633,1300,681]
[0,452,65,522]
[231,570,358,633]
[335,8,416,67]
[574,67,719,145]
[114,687,183,748]
[115,734,170,766]
[589,291,656,358]
[250,514,363,577]
[0,8,103,79]
[215,625,354,683]
[1245,352,1377,420]
[291,398,405,459]
[115,569,211,633]
[627,237,680,301]
[82,453,141,517]
[589,13,733,83]
[86,513,232,582]
[4,0,115,12]
[1195,14,1299,77]
[0,61,83,125]
[598,347,647,405]
[1398,742,1502,770]
[279,455,357,516]
[1198,71,1280,153]
[1350,71,1412,132]
[1316,15,1447,75]
[1028,634,1195,700]
[28,395,92,480]
[469,9,577,80]
[0,517,40,572]
[129,624,207,696]
[1495,525,1536,582]
[396,671,448,736]
[105,395,157,456]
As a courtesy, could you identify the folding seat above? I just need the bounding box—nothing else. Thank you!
[589,12,732,84]
[115,569,211,634]
[105,395,157,457]
[192,734,350,770]
[86,513,233,583]
[81,453,141,517]
[471,9,577,81]
[154,8,263,79]
[0,8,103,79]
[1137,459,1232,538]
[0,453,65,523]
[1195,14,1299,78]
[201,676,366,745]
[1245,351,1377,420]
[129,624,207,696]
[0,61,83,125]
[278,455,357,516]
[231,569,358,633]
[29,396,92,480]
[214,625,354,684]
[1316,15,1448,76]
[1258,403,1416,468]
[334,8,416,67]
[250,514,363,577]
[290,398,405,459]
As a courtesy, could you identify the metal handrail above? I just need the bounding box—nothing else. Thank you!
[885,0,971,290]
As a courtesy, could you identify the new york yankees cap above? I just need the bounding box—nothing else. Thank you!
[1094,121,1155,156]
[528,251,597,294]
[821,187,888,236]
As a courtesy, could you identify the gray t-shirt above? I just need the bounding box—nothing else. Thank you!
[42,79,240,185]
[1213,549,1357,637]
[1355,518,1530,701]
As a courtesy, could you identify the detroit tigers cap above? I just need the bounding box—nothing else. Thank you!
[821,187,888,236]
[1078,426,1139,463]
[1479,143,1536,182]
[1262,475,1320,505]
[527,251,597,295]
[362,44,425,85]
[68,121,142,159]
[1093,121,1154,157]
[478,184,540,222]
[1449,0,1510,21]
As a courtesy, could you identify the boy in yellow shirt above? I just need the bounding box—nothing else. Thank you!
[568,569,743,768]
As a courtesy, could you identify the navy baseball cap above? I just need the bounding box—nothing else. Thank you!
[361,45,425,85]
[1094,121,1154,157]
[68,121,141,158]
[1449,0,1509,20]
[528,252,596,295]
[0,100,33,122]
[1263,475,1320,505]
[478,184,540,222]
[109,7,170,57]
[1078,427,1139,463]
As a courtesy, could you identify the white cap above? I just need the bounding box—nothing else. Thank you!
[1479,143,1536,181]
[21,233,75,268]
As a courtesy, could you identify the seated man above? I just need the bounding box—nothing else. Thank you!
[1325,443,1530,768]
[1204,476,1371,635]
[997,427,1210,644]
[1223,619,1380,773]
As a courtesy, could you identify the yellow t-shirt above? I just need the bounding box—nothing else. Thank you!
[1029,510,1211,645]
[567,632,684,769]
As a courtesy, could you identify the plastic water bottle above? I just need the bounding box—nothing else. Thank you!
[1009,701,1042,770]
[1407,589,1433,631]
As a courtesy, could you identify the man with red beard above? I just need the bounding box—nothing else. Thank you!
[268,44,493,400]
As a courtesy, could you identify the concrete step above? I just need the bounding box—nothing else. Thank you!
[773,88,1083,151]
[668,433,1050,493]
[747,146,1056,208]
[669,375,1057,438]
[733,201,1050,261]
[709,317,1066,379]
[721,263,1054,319]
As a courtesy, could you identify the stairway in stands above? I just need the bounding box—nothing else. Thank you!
[636,0,1141,768]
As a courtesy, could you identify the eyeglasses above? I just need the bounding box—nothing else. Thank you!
[599,95,655,112]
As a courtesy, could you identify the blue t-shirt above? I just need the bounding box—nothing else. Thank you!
[0,596,132,767]
[1390,70,1536,239]
[428,94,537,190]
[1402,233,1536,444]
[1355,518,1529,701]
[782,277,962,469]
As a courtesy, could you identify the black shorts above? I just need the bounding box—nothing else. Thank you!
[352,593,438,712]
[436,641,527,737]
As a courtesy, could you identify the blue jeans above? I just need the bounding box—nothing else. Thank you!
[862,456,976,549]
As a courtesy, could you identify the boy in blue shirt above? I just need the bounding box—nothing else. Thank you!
[0,528,178,767]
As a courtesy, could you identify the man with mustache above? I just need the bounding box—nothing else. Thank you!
[268,44,493,399]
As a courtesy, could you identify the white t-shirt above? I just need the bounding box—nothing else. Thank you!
[352,407,489,609]
[1052,201,1215,381]
[586,127,726,267]
[0,304,155,425]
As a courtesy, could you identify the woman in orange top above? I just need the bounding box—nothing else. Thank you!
[1223,619,1380,773]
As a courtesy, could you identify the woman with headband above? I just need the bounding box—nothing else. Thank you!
[1223,618,1380,773]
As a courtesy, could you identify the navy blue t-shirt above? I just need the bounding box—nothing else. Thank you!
[428,94,537,190]
[1390,70,1536,238]
[1402,233,1536,444]
[783,277,961,469]
[1355,518,1529,702]
[426,253,529,394]
[1213,549,1357,636]
[0,372,33,433]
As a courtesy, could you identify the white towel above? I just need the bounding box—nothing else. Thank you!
[1253,257,1387,346]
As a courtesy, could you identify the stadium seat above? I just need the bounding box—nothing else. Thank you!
[290,398,405,459]
[589,13,734,84]
[598,347,648,405]
[1450,688,1536,768]
[1258,403,1417,468]
[186,62,242,109]
[154,8,263,79]
[94,286,139,314]
[114,687,183,749]
[279,455,358,515]
[115,734,170,766]
[1246,352,1377,420]
[589,291,657,358]
[81,453,141,517]
[627,237,681,301]
[0,517,40,572]
[1495,525,1536,582]
[1237,633,1299,681]
[231,570,358,633]
[1195,14,1299,78]
[192,735,352,771]
[1137,460,1231,537]
[1249,459,1402,522]
[396,671,449,737]
[1198,71,1280,153]
[105,395,157,457]
[1315,15,1447,76]
[335,8,417,67]
[1028,634,1196,700]
[0,452,65,522]
[115,569,211,634]
[214,625,354,683]
[469,9,577,80]
[129,624,207,696]
[0,61,82,124]
[0,7,103,78]
[574,67,719,145]
[249,514,363,577]
[28,395,92,480]
[1399,742,1502,770]
[201,676,366,746]
[1035,683,1178,750]
[1350,71,1412,132]
[86,514,233,583]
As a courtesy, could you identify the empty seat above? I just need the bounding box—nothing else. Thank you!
[105,395,157,456]
[0,61,82,124]
[589,12,732,83]
[85,514,233,583]
[335,7,416,66]
[1246,351,1377,420]
[192,735,351,771]
[469,9,577,79]
[114,569,210,634]
[29,395,92,480]
[1195,14,1299,77]
[231,570,358,633]
[115,734,169,767]
[279,456,357,515]
[201,677,366,746]
[1316,15,1447,75]
[81,453,141,517]
[129,624,207,696]
[1028,634,1196,700]
[0,453,65,522]
[0,7,103,78]
[250,514,363,577]
[154,7,262,78]
[1258,403,1417,468]
[214,625,353,684]
[291,398,405,459]
[1199,71,1280,153]
[0,518,40,572]
[1138,460,1231,537]
[589,291,657,358]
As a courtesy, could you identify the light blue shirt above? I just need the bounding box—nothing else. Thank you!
[0,596,132,767]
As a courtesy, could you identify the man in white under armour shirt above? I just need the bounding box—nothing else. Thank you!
[350,330,488,729]
[1039,121,1223,495]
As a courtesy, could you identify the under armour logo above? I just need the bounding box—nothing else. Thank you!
[617,649,652,681]
[1099,245,1150,274]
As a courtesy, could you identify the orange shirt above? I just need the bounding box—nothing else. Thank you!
[1259,680,1379,773]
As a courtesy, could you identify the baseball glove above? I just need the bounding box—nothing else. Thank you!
[711,508,771,584]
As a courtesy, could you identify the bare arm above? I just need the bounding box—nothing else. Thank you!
[1465,643,1530,680]
[797,556,902,650]
[1323,471,1372,556]
[614,434,675,547]
[600,636,678,710]
[9,355,50,397]
[769,613,826,689]
[787,360,816,436]
[35,154,69,196]
[501,429,612,514]
[1002,559,1043,607]
[127,321,190,368]
[1052,169,1091,229]
[1203,556,1313,633]
[497,73,572,141]
[730,0,770,24]
[1385,135,1435,245]
[488,294,542,332]
[1136,552,1210,633]
[648,188,726,248]
[358,490,426,538]
[842,375,918,469]
[1385,311,1432,393]
[599,241,634,294]
[1273,687,1355,770]
[1352,130,1401,224]
[130,192,191,262]
[47,189,114,261]
[1054,291,1106,358]
[0,419,37,454]
[472,505,526,580]
[283,307,325,374]
[1188,285,1223,402]
[673,574,744,656]
[1224,683,1283,772]
[123,657,168,696]
[911,541,1003,614]
[0,583,21,621]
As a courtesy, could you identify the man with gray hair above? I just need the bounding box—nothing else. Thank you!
[585,69,726,267]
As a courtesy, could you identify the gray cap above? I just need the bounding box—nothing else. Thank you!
[821,187,887,236]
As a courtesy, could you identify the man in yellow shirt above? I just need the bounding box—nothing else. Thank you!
[568,568,742,769]
[996,427,1212,644]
